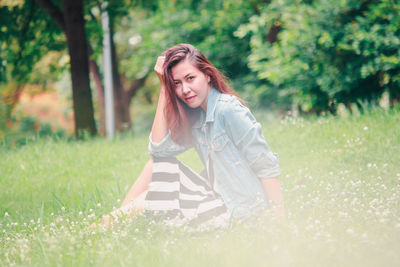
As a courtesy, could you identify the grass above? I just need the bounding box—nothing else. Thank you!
[1,107,400,266]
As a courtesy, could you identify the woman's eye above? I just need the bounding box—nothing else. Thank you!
[174,81,180,86]
[188,76,195,81]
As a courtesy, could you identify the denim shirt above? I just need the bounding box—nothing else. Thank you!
[148,87,280,219]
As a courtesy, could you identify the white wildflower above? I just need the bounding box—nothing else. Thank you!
[361,233,367,238]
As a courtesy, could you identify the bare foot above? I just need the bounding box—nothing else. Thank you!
[89,214,112,230]
[102,214,112,228]
[89,192,147,230]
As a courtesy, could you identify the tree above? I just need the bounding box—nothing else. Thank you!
[35,0,96,137]
[0,0,66,137]
[86,1,148,134]
[236,0,400,113]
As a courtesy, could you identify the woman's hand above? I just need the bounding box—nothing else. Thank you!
[261,177,286,222]
[154,56,165,81]
[151,55,169,142]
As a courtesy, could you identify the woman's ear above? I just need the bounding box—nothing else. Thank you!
[207,75,211,83]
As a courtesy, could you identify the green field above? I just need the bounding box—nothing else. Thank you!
[1,108,400,266]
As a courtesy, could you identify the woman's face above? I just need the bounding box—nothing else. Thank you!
[171,59,210,111]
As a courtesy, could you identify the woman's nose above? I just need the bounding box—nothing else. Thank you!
[182,84,190,94]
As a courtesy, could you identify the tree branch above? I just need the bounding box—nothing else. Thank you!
[34,0,66,32]
[126,76,148,100]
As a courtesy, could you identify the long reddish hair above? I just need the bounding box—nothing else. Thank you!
[162,43,244,145]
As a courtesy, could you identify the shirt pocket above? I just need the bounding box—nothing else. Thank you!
[211,131,241,164]
[211,132,229,151]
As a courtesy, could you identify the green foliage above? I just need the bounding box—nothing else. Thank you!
[114,0,256,86]
[237,0,400,112]
[0,1,67,137]
[2,0,400,139]
[0,1,66,84]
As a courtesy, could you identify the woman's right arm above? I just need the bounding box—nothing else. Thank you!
[151,56,169,142]
[148,56,190,157]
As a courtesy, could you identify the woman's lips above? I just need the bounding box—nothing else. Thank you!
[185,95,196,102]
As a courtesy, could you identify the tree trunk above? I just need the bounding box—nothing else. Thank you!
[88,46,106,136]
[109,19,147,132]
[88,26,147,134]
[35,0,146,135]
[63,0,96,137]
[121,77,147,129]
[109,24,125,132]
[388,80,400,108]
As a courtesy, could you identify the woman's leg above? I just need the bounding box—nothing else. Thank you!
[120,158,153,207]
[99,159,153,228]
[103,189,148,227]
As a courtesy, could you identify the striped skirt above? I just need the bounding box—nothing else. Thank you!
[143,157,230,228]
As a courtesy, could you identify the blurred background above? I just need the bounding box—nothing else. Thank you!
[1,0,399,145]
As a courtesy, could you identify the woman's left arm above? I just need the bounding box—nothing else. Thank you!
[221,98,285,219]
[261,177,286,220]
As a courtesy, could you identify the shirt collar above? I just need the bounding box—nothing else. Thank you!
[193,87,221,128]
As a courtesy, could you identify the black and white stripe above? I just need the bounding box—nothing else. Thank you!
[144,157,230,227]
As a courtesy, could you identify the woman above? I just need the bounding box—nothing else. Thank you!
[103,44,284,228]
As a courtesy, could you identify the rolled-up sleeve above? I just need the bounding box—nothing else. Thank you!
[222,100,281,179]
[148,130,190,158]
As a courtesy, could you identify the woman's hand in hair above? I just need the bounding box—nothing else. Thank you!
[151,55,169,142]
[154,56,165,82]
